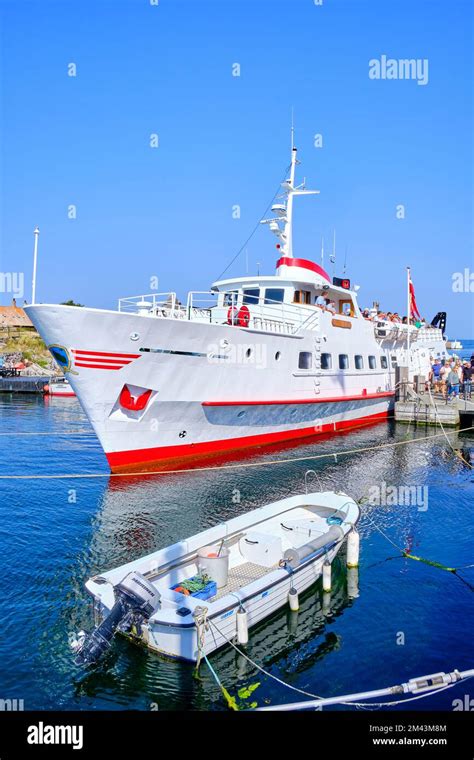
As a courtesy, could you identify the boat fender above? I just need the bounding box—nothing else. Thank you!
[288,587,299,612]
[346,528,360,568]
[236,605,249,645]
[322,561,332,592]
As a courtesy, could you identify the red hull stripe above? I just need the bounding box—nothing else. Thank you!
[276,256,330,282]
[72,350,140,359]
[202,391,394,407]
[106,410,390,472]
[74,359,134,366]
[74,361,134,370]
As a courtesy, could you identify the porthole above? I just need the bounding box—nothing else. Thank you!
[275,351,281,361]
[246,348,252,358]
[237,410,246,418]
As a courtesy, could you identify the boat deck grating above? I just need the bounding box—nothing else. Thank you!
[212,561,277,600]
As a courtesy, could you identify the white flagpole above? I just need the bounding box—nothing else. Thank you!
[407,266,410,360]
[32,226,40,305]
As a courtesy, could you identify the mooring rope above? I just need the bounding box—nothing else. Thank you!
[358,497,472,581]
[0,430,95,436]
[206,618,472,710]
[208,618,324,701]
[202,651,239,711]
[425,384,473,469]
[0,425,472,480]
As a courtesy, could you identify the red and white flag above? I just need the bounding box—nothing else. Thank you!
[408,271,421,319]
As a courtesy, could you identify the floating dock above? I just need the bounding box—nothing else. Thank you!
[0,375,50,394]
[395,393,474,427]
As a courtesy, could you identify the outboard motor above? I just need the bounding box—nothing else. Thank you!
[74,571,161,666]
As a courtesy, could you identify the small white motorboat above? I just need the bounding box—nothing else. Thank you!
[74,491,360,665]
[43,377,76,397]
[446,339,463,350]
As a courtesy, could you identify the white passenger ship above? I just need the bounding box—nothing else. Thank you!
[25,140,447,472]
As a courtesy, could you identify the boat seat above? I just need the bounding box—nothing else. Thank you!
[238,531,282,568]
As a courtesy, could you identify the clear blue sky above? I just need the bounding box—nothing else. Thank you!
[0,0,472,335]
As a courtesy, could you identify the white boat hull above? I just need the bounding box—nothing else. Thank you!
[142,541,342,662]
[84,492,360,663]
[24,303,442,472]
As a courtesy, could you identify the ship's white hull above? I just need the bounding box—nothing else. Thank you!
[25,304,437,472]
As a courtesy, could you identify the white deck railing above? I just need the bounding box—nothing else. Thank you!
[374,321,444,343]
[118,292,186,318]
[117,293,447,344]
[117,290,320,334]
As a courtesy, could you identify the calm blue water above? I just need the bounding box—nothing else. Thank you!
[0,345,473,711]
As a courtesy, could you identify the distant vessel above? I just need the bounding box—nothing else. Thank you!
[446,340,463,350]
[74,491,360,664]
[26,137,448,472]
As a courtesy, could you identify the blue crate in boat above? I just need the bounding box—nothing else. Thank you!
[171,576,217,600]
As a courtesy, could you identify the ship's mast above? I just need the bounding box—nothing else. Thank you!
[261,127,319,258]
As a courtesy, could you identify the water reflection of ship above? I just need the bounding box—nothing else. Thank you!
[87,417,440,580]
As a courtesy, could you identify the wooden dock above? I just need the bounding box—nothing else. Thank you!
[395,392,474,427]
[0,375,50,394]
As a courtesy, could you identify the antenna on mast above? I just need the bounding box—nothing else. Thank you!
[329,229,336,276]
[260,113,319,259]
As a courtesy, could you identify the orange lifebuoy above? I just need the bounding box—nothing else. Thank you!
[238,305,250,327]
[227,306,239,325]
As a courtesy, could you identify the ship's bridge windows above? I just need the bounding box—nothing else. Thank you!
[242,289,260,305]
[339,354,349,370]
[293,289,311,305]
[368,355,377,370]
[223,291,238,306]
[321,353,332,369]
[242,288,260,306]
[264,288,285,304]
[380,356,388,369]
[298,351,312,370]
[354,355,364,370]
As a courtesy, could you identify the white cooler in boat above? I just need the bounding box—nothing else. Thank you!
[239,531,282,567]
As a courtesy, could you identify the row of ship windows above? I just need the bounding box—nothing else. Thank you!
[298,352,389,370]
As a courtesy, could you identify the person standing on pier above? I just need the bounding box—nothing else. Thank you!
[439,361,449,398]
[462,362,472,400]
[446,367,461,402]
